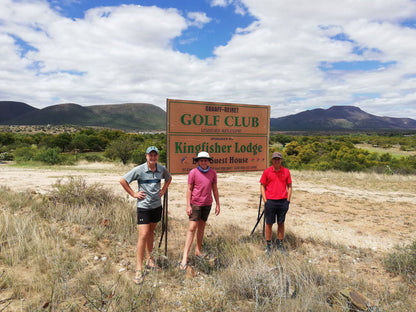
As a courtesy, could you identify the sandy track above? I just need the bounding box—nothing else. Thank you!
[1,162,415,253]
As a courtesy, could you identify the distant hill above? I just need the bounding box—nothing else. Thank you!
[2,102,415,132]
[0,101,166,131]
[270,106,416,131]
[0,101,38,122]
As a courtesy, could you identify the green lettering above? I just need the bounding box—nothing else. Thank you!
[193,114,203,125]
[175,142,183,153]
[180,114,191,125]
[225,116,233,127]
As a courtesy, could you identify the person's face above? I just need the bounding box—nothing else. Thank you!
[146,151,159,165]
[272,157,282,169]
[198,158,210,169]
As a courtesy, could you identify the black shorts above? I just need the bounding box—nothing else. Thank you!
[189,204,212,222]
[265,199,289,225]
[137,206,162,224]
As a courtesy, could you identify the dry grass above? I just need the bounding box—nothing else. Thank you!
[1,170,416,311]
[356,143,416,157]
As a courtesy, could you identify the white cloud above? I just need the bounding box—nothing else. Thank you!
[186,11,211,28]
[210,0,247,15]
[210,0,232,8]
[0,0,416,119]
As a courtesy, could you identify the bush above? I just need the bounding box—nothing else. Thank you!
[50,176,114,209]
[131,148,146,165]
[13,146,38,161]
[34,147,65,165]
[0,151,13,161]
[384,240,416,285]
[81,153,105,162]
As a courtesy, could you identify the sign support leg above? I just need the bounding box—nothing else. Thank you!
[159,190,168,256]
[250,194,264,237]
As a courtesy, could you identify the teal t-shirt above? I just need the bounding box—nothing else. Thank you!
[123,162,171,209]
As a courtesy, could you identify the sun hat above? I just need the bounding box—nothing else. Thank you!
[271,152,283,159]
[146,146,159,154]
[194,151,213,161]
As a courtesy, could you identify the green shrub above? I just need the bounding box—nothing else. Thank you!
[13,145,38,161]
[81,153,105,162]
[0,151,13,161]
[131,148,146,164]
[34,147,65,164]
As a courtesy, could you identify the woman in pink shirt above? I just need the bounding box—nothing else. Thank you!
[180,151,220,271]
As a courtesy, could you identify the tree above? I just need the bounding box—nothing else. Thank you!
[104,136,139,165]
[52,133,72,152]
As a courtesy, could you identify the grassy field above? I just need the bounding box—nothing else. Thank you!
[356,143,416,158]
[1,163,416,311]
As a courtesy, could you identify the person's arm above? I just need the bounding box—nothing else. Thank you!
[260,184,267,203]
[119,178,145,199]
[159,177,172,197]
[186,183,193,216]
[212,183,220,216]
[287,183,292,202]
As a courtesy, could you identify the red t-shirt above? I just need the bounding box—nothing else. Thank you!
[260,166,291,200]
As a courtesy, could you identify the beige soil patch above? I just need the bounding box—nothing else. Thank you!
[1,162,415,253]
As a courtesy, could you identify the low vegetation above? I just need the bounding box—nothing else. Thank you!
[1,128,415,310]
[270,133,416,174]
[384,241,416,285]
[1,177,415,311]
[1,129,416,174]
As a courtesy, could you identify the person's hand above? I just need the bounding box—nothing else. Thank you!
[215,205,220,216]
[159,188,167,197]
[133,191,146,200]
[186,205,192,217]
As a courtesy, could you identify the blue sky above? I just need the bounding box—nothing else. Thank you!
[1,0,416,118]
[50,0,256,59]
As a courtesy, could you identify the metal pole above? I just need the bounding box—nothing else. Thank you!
[159,191,166,249]
[164,190,168,256]
[262,205,265,238]
[250,194,263,235]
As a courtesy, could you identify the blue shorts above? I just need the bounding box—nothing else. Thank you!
[265,199,289,225]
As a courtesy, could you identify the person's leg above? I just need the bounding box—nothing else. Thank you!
[145,222,158,267]
[136,223,152,272]
[265,222,274,252]
[264,200,275,251]
[277,222,285,240]
[195,220,206,257]
[265,223,273,241]
[181,221,198,268]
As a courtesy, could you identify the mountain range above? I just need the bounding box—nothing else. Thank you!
[0,101,165,131]
[1,101,416,131]
[270,105,416,131]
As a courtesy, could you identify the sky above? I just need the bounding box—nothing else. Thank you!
[1,0,416,119]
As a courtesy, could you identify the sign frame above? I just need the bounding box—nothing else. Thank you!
[166,99,270,174]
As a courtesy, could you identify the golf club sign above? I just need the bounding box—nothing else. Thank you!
[167,99,270,174]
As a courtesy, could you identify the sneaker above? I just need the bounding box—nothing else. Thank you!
[265,246,272,255]
[276,240,285,251]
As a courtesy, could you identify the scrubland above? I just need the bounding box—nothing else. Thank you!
[1,162,416,311]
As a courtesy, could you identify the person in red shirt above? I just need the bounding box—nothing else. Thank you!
[260,152,292,252]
